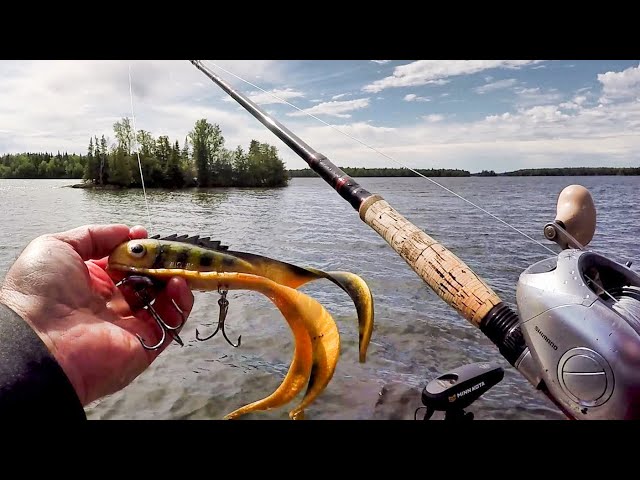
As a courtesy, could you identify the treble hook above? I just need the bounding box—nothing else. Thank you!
[116,275,187,351]
[195,287,242,348]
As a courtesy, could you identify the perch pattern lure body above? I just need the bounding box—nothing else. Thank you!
[107,234,374,419]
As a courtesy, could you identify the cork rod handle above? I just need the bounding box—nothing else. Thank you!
[360,195,503,327]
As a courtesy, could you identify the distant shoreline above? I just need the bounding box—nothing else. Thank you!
[3,165,640,188]
[288,166,640,178]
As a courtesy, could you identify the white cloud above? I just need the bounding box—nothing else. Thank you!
[574,95,587,105]
[597,62,640,102]
[223,87,305,105]
[286,98,370,119]
[0,60,287,155]
[331,93,352,100]
[277,84,640,172]
[362,60,543,93]
[474,78,517,94]
[513,86,564,107]
[560,95,588,110]
[423,114,444,122]
[371,60,391,64]
[403,93,430,102]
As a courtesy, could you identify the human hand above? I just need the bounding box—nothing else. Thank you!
[0,224,194,406]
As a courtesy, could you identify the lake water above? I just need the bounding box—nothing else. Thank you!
[1,176,638,420]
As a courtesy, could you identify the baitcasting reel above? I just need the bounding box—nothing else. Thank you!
[418,362,504,420]
[513,185,640,419]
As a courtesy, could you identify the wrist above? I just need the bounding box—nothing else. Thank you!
[0,287,58,355]
[0,298,86,419]
[0,288,86,405]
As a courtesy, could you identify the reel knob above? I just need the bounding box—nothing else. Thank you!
[554,184,597,248]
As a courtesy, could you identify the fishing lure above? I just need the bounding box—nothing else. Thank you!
[107,234,375,420]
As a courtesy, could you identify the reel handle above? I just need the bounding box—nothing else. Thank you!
[546,184,597,249]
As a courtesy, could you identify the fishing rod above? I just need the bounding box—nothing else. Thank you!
[189,59,640,420]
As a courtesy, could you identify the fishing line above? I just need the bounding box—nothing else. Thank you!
[201,60,558,257]
[128,63,153,229]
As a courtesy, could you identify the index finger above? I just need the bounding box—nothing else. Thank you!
[53,224,130,261]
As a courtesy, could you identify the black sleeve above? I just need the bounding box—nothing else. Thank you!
[0,302,87,420]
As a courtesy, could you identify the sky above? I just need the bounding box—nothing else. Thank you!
[0,59,639,173]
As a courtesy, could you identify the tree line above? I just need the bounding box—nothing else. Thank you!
[499,167,640,176]
[290,166,640,177]
[3,143,638,182]
[288,167,471,177]
[0,117,290,188]
[0,152,86,179]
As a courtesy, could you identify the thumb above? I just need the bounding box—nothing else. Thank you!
[52,224,148,261]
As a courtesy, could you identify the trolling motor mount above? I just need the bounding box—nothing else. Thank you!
[419,362,505,420]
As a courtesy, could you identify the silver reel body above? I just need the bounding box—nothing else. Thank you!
[516,248,640,419]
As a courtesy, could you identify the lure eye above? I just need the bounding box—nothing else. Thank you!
[128,242,146,258]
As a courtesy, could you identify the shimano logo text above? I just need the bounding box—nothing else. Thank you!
[535,325,558,350]
[457,381,485,399]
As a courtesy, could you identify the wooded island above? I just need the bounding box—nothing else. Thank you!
[0,117,290,188]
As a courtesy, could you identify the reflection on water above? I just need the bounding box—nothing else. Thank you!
[0,176,638,420]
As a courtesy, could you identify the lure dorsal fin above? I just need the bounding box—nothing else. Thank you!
[149,234,230,251]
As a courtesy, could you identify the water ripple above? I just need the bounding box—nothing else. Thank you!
[1,176,638,420]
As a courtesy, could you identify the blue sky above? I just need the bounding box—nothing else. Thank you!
[0,60,638,173]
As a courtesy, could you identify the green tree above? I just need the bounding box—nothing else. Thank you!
[165,140,185,188]
[98,135,109,185]
[113,117,135,155]
[84,137,96,182]
[155,135,172,185]
[244,140,289,187]
[232,146,248,186]
[109,147,133,186]
[188,119,224,187]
